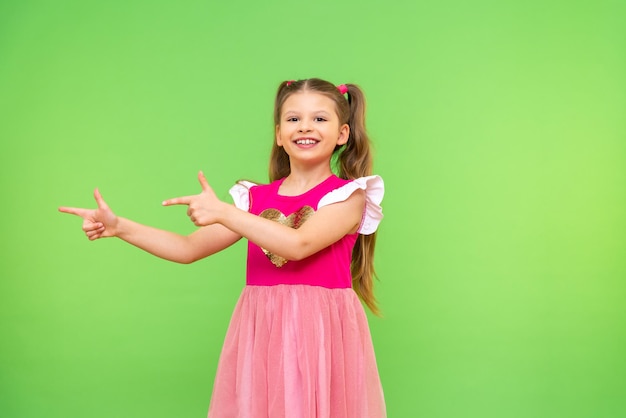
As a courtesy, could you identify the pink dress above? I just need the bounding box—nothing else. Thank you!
[207,175,386,418]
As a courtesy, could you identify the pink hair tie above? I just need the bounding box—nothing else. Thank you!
[337,84,348,95]
[286,80,295,86]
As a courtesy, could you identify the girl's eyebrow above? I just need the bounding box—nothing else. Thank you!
[283,109,332,115]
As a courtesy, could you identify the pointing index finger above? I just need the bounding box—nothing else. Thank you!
[58,206,90,218]
[162,195,193,206]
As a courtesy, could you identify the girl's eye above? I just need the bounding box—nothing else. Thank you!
[286,117,298,122]
[314,117,327,122]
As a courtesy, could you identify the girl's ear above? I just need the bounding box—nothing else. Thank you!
[276,124,283,147]
[337,123,350,146]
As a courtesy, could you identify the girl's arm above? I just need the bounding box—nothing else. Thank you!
[59,188,241,264]
[163,172,365,261]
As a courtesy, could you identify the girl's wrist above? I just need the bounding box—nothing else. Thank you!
[112,217,128,239]
[218,202,238,228]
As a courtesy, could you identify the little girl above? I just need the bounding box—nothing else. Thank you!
[60,78,386,417]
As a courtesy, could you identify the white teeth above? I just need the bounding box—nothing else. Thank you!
[296,139,318,145]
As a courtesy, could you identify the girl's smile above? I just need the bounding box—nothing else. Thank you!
[294,137,320,147]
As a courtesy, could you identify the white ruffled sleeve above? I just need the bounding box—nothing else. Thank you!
[228,181,257,211]
[318,175,384,235]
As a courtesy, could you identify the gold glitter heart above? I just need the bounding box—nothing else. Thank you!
[258,206,315,267]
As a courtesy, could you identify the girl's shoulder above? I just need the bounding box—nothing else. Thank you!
[229,180,259,211]
[228,178,283,211]
[319,175,384,235]
[320,175,384,206]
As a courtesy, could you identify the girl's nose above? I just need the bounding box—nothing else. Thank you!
[298,123,312,132]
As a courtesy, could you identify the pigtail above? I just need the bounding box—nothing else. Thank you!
[269,81,294,181]
[338,84,380,316]
[337,84,372,179]
[352,230,380,316]
[268,144,290,182]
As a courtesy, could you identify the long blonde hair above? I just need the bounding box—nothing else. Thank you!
[269,78,381,315]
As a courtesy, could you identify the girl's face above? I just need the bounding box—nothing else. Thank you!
[276,91,349,166]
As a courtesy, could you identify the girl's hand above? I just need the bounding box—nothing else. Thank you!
[58,189,119,240]
[162,171,225,227]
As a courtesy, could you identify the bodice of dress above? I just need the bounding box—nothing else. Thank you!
[229,174,384,289]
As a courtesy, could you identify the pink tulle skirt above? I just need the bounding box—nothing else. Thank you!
[207,284,386,418]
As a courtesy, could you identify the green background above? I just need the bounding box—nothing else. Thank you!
[1,0,625,417]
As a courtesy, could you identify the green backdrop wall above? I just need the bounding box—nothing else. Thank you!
[1,0,624,417]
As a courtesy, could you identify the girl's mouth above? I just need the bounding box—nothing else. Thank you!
[295,138,319,145]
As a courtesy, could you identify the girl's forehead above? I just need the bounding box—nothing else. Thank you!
[281,92,336,113]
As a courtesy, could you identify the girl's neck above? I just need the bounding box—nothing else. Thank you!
[280,165,334,196]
